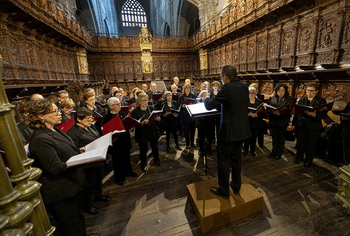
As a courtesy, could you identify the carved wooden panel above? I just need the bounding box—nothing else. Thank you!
[239,37,248,73]
[267,25,282,71]
[225,42,232,65]
[261,82,274,95]
[247,34,257,72]
[232,41,239,68]
[280,19,297,69]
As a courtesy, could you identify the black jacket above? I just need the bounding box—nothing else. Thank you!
[29,128,84,204]
[132,106,159,143]
[269,95,294,127]
[66,124,101,148]
[161,100,179,130]
[292,95,327,131]
[178,93,197,124]
[204,78,251,142]
[248,98,264,129]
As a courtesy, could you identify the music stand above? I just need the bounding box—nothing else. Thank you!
[189,140,215,183]
[186,103,220,182]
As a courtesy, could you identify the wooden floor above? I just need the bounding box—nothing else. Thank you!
[85,133,350,236]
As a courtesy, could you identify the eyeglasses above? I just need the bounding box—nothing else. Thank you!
[141,100,148,102]
[84,116,94,120]
[306,90,316,92]
[50,110,61,115]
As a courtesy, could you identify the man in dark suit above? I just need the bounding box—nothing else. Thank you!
[204,65,251,198]
[168,76,182,92]
[55,90,69,110]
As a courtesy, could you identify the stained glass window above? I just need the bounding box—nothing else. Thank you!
[122,0,147,27]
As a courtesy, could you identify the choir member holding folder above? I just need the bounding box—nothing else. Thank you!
[26,99,89,236]
[267,83,295,160]
[66,108,110,215]
[161,91,182,153]
[292,82,328,168]
[103,97,137,186]
[59,98,75,124]
[178,84,197,148]
[243,87,263,157]
[132,93,161,172]
[81,90,104,128]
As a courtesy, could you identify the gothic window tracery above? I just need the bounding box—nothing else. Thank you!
[121,0,147,27]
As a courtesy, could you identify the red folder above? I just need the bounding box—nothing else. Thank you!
[295,102,334,115]
[152,93,163,101]
[95,101,108,108]
[121,106,129,113]
[148,110,163,123]
[264,104,291,116]
[169,106,181,115]
[248,103,264,113]
[57,117,74,133]
[172,93,180,101]
[101,115,125,135]
[128,103,137,116]
[93,111,103,123]
[184,97,196,105]
[122,115,142,130]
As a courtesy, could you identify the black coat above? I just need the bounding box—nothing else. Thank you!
[102,111,132,149]
[178,93,197,124]
[204,78,251,142]
[269,95,294,127]
[248,98,264,129]
[161,100,179,130]
[66,124,101,148]
[29,128,84,204]
[292,95,327,131]
[132,106,159,143]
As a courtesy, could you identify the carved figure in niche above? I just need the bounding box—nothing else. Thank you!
[9,38,20,65]
[300,28,311,51]
[126,64,132,73]
[320,21,333,47]
[170,62,176,71]
[162,62,168,72]
[222,50,225,65]
[258,40,265,59]
[269,36,277,57]
[106,62,112,74]
[211,23,216,34]
[248,42,255,61]
[178,62,183,71]
[233,47,238,64]
[240,46,246,61]
[38,0,46,9]
[282,30,292,55]
[154,61,160,72]
[238,0,245,18]
[116,64,123,73]
[135,63,141,73]
[261,83,273,95]
[226,48,231,63]
[144,61,151,73]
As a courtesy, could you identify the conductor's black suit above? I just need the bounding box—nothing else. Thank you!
[204,78,251,196]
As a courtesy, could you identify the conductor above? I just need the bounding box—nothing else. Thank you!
[204,65,251,198]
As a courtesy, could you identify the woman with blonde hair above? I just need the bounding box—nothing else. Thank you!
[131,93,161,171]
[178,84,197,148]
[161,91,182,153]
[60,98,75,124]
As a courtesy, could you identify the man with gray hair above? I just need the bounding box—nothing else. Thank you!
[55,90,69,109]
[168,76,182,91]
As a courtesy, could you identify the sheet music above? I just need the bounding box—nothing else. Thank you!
[85,133,112,152]
[187,102,218,114]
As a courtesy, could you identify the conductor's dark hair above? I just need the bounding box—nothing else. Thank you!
[274,83,289,98]
[221,65,237,80]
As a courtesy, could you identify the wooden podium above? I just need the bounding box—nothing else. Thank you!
[186,177,264,233]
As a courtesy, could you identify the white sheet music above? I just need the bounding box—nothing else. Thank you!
[187,102,218,115]
[66,133,113,167]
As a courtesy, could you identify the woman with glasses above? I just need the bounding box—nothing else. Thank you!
[66,108,110,215]
[161,91,182,153]
[292,82,326,168]
[178,84,197,148]
[267,83,294,161]
[103,97,137,186]
[131,93,161,172]
[26,99,87,236]
[59,98,75,124]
